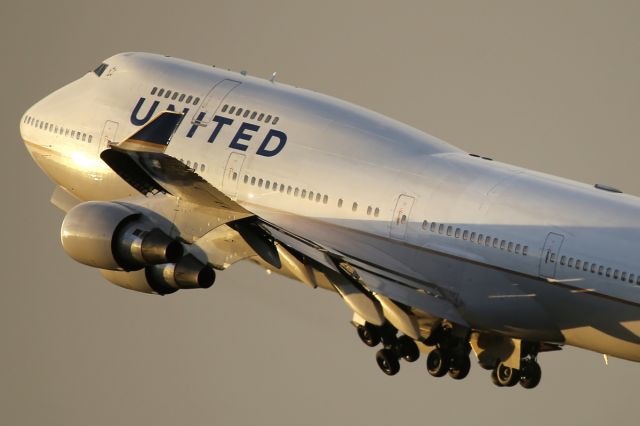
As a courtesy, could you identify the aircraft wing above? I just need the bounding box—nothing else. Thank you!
[100,111,466,331]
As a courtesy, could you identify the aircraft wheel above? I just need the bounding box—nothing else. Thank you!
[448,354,471,380]
[357,323,381,347]
[397,335,420,362]
[519,360,542,389]
[490,368,503,387]
[376,348,400,376]
[426,349,450,377]
[494,363,520,387]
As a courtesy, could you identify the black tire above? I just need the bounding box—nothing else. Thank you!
[495,363,520,387]
[490,368,503,387]
[448,354,471,380]
[426,349,450,377]
[376,348,400,376]
[520,361,542,389]
[397,335,420,362]
[357,324,381,347]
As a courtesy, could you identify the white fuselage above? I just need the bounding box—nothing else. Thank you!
[20,53,640,362]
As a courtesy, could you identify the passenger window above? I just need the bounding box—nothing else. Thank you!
[236,108,243,116]
[244,175,249,183]
[222,105,228,112]
[614,270,620,279]
[232,172,238,181]
[568,258,574,267]
[560,256,566,265]
[258,113,264,121]
[470,232,476,242]
[629,274,635,283]
[273,117,279,125]
[201,164,206,172]
[485,238,491,247]
[438,224,444,234]
[446,226,453,236]
[243,110,250,118]
[352,202,358,212]
[550,253,556,262]
[515,244,521,254]
[251,177,256,185]
[478,234,484,244]
[172,92,179,100]
[301,189,306,198]
[622,271,628,280]
[598,266,604,275]
[165,90,172,98]
[323,195,328,204]
[265,180,270,189]
[338,198,343,207]
[158,89,165,97]
[463,230,469,240]
[575,259,581,269]
[500,240,506,250]
[187,160,191,167]
[400,215,407,224]
[374,207,379,217]
[583,262,589,271]
[637,276,640,285]
[258,178,263,188]
[280,184,285,193]
[82,133,86,141]
[251,111,257,119]
[316,193,321,202]
[229,106,236,114]
[493,238,499,248]
[606,267,612,277]
[590,264,597,273]
[193,97,200,105]
[455,228,461,238]
[368,206,373,216]
[71,130,75,138]
[179,94,186,102]
[430,222,437,232]
[294,188,299,197]
[186,95,193,103]
[88,135,93,143]
[422,220,428,230]
[308,192,314,201]
[265,115,272,123]
[523,246,528,256]
[287,186,292,195]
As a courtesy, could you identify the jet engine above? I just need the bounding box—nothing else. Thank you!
[60,201,183,271]
[100,254,216,295]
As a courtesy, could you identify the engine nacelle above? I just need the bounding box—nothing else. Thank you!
[99,254,216,295]
[61,201,183,271]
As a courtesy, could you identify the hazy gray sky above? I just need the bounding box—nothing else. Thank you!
[2,1,639,425]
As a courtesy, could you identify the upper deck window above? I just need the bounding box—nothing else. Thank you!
[93,63,108,77]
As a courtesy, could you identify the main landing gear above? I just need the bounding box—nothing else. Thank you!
[356,322,544,389]
[424,326,472,381]
[356,322,419,376]
[490,358,542,389]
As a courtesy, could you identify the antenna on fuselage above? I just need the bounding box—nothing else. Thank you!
[270,72,277,83]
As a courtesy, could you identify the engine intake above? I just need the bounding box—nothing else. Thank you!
[61,201,183,271]
[100,254,216,295]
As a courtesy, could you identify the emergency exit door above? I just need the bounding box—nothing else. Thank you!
[98,120,118,153]
[539,232,565,278]
[390,195,415,239]
[222,152,245,200]
[192,79,240,126]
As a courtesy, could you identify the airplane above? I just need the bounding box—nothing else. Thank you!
[20,52,640,390]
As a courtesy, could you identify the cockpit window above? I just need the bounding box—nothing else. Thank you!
[93,63,108,77]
